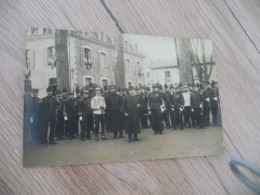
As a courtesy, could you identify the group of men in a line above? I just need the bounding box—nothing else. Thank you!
[24,80,221,148]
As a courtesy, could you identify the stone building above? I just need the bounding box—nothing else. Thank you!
[25,28,56,97]
[122,37,145,88]
[147,60,180,87]
[25,28,145,97]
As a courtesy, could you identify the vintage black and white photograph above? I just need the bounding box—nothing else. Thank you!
[23,28,223,167]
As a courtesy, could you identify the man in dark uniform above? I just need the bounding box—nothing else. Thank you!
[169,84,175,129]
[172,86,185,130]
[159,84,166,129]
[78,89,93,141]
[30,89,41,144]
[148,83,163,134]
[24,87,32,149]
[190,86,204,129]
[41,86,58,146]
[120,87,127,132]
[74,87,81,137]
[211,81,221,126]
[190,84,196,127]
[64,91,78,140]
[202,81,213,127]
[105,85,124,138]
[162,84,172,129]
[137,86,149,129]
[122,86,141,142]
[145,86,152,127]
[56,87,68,140]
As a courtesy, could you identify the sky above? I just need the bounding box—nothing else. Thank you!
[124,34,214,70]
[124,34,178,69]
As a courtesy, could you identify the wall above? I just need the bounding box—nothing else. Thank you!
[26,34,56,98]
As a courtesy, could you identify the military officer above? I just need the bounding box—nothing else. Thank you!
[74,87,82,137]
[162,84,172,129]
[148,83,164,135]
[122,86,141,142]
[190,86,204,129]
[41,86,58,146]
[202,81,213,127]
[78,89,93,141]
[211,81,221,126]
[172,86,185,130]
[56,87,68,140]
[64,91,78,140]
[137,86,149,129]
[105,85,124,138]
[30,88,41,144]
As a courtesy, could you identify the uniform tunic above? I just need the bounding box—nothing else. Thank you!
[30,96,41,143]
[78,97,93,138]
[105,93,123,133]
[64,98,78,138]
[148,91,163,133]
[41,95,58,143]
[137,92,149,128]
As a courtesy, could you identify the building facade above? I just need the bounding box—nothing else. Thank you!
[122,37,145,88]
[25,28,145,97]
[25,28,56,98]
[148,61,180,87]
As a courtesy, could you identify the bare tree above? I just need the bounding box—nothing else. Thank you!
[190,39,214,83]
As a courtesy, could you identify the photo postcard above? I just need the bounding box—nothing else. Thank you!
[23,27,223,167]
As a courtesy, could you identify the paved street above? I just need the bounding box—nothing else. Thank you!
[24,127,223,167]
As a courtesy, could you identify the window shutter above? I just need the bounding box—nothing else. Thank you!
[81,47,85,66]
[91,50,95,69]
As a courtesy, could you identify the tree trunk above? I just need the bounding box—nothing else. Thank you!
[55,30,70,91]
[114,34,125,88]
[177,38,192,85]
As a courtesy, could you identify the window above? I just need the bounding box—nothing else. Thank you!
[84,48,91,61]
[84,76,94,86]
[165,71,171,82]
[47,46,56,68]
[101,79,108,88]
[31,27,38,35]
[81,47,94,69]
[128,81,133,88]
[25,49,35,69]
[100,52,106,69]
[126,59,130,72]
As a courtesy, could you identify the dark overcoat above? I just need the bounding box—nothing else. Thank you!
[105,93,123,132]
[122,95,141,134]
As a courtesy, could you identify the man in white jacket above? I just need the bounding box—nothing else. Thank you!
[182,85,192,128]
[91,87,106,141]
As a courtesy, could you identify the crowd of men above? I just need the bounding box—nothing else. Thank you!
[24,80,221,148]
